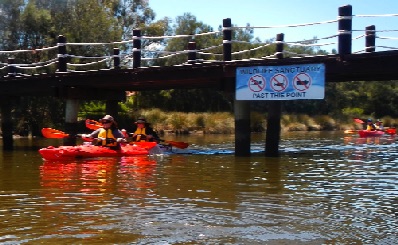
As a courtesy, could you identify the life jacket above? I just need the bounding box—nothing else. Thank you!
[133,127,147,142]
[366,124,376,131]
[98,128,118,147]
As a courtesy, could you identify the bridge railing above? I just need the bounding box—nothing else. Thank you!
[1,5,398,78]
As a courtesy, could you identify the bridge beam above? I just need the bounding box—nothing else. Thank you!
[59,87,126,101]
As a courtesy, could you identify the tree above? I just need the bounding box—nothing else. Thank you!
[0,0,156,134]
[134,13,261,112]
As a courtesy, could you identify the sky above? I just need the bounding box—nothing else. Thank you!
[148,0,398,53]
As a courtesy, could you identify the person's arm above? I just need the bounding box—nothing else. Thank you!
[113,129,126,142]
[84,129,100,138]
[130,125,138,139]
[146,127,160,142]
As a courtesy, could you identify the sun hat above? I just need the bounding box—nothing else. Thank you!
[100,115,114,123]
[135,117,146,124]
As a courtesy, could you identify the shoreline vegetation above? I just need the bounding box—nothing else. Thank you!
[4,109,397,138]
[122,109,398,135]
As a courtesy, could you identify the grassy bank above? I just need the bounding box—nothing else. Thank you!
[129,109,398,134]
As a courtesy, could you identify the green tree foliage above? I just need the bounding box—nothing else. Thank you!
[0,1,397,134]
[0,0,24,51]
[335,81,398,118]
[135,13,260,112]
[0,0,154,133]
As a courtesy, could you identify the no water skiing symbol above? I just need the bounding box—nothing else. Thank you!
[248,74,266,92]
[270,74,288,92]
[293,72,312,91]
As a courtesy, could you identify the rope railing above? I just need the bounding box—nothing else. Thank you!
[1,10,398,76]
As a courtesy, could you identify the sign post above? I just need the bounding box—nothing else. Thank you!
[236,63,325,157]
[236,64,325,101]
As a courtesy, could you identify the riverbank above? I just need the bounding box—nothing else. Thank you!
[128,109,398,135]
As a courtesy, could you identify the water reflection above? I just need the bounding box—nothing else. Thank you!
[40,156,158,196]
[0,134,397,244]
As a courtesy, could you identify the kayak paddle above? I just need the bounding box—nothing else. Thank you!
[354,118,364,124]
[385,128,396,135]
[85,119,102,130]
[344,129,357,134]
[42,128,71,138]
[41,128,92,141]
[160,140,189,149]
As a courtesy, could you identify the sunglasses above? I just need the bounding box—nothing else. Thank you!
[102,120,112,124]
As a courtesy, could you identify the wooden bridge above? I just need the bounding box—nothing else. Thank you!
[1,5,398,156]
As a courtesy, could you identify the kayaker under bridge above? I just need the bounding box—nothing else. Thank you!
[1,5,398,156]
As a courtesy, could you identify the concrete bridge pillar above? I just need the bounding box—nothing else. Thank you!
[63,99,79,146]
[57,35,80,145]
[0,97,14,150]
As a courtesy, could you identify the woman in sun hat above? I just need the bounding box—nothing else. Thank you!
[375,119,384,131]
[84,115,126,149]
[130,117,160,143]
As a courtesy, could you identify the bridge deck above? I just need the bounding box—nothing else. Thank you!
[2,50,398,99]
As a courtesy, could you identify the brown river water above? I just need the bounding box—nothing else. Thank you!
[0,132,397,244]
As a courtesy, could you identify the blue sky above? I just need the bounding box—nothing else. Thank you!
[149,0,398,53]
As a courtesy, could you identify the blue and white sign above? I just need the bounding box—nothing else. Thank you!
[236,64,325,100]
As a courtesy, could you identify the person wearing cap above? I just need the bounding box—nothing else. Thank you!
[84,115,126,149]
[366,118,376,131]
[130,117,160,143]
[375,119,384,131]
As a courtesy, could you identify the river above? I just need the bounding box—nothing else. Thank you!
[0,132,397,244]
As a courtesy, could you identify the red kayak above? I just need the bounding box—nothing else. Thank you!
[358,130,384,137]
[39,142,157,160]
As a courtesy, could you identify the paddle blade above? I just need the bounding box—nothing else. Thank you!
[354,118,364,124]
[165,140,189,149]
[41,128,69,138]
[132,142,158,150]
[344,129,356,134]
[85,119,102,130]
[386,128,396,135]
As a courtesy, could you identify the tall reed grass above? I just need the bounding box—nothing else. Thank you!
[129,109,398,134]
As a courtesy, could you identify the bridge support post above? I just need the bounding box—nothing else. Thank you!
[234,101,251,156]
[57,35,79,145]
[223,18,251,156]
[188,42,196,64]
[63,99,79,146]
[265,33,284,157]
[365,25,376,53]
[57,35,67,72]
[338,5,352,56]
[133,29,141,68]
[0,97,14,150]
[7,58,16,77]
[114,48,120,68]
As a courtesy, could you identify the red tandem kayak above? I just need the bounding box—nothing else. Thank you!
[39,142,158,160]
[358,130,384,137]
